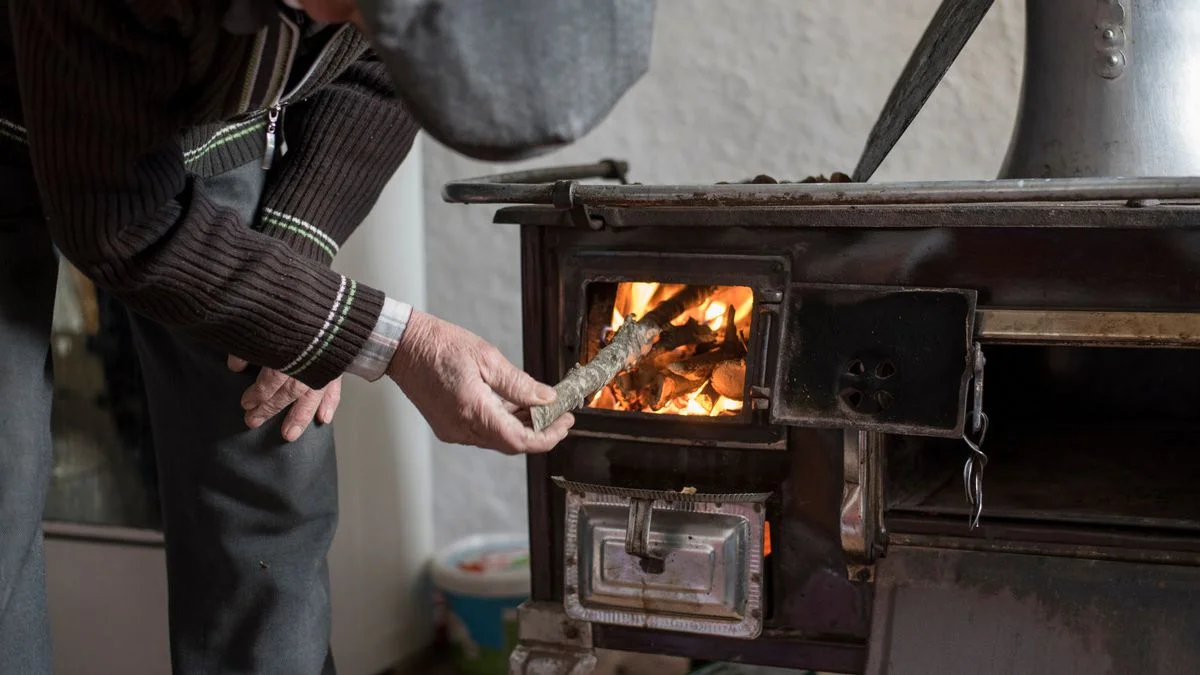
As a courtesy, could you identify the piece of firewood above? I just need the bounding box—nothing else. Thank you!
[591,385,618,410]
[530,285,716,431]
[666,358,716,382]
[719,304,738,346]
[649,372,706,410]
[627,319,716,392]
[665,305,745,381]
[641,344,696,376]
[584,284,618,364]
[612,372,641,409]
[659,318,717,350]
[667,341,746,376]
[711,359,747,400]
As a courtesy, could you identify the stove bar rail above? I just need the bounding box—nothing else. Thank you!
[976,309,1200,348]
[442,160,1200,208]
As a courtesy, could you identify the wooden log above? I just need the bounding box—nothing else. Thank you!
[591,385,618,410]
[530,285,716,431]
[612,372,641,409]
[583,284,618,365]
[628,319,717,392]
[642,344,696,375]
[719,303,738,347]
[641,285,716,327]
[664,305,746,383]
[659,318,717,351]
[711,359,747,400]
[666,358,715,382]
[695,384,716,414]
[667,343,745,378]
[648,372,706,410]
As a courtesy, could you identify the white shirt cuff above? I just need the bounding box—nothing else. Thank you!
[346,297,412,382]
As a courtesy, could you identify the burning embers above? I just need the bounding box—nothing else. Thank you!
[587,283,753,417]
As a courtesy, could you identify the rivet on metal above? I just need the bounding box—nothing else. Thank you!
[1095,51,1126,79]
[1095,26,1125,49]
[1093,0,1128,79]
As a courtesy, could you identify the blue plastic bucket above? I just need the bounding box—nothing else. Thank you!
[432,533,530,675]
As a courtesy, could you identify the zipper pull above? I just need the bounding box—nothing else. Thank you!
[262,104,283,170]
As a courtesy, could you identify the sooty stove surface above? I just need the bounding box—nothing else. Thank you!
[445,163,1200,675]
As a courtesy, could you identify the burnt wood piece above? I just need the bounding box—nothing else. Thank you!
[530,285,715,430]
[647,319,716,359]
[631,319,717,387]
[647,371,706,410]
[583,284,618,365]
[666,306,746,380]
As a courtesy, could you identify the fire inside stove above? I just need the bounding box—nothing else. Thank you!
[585,282,754,417]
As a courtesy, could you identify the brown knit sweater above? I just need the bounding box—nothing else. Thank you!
[1,0,420,388]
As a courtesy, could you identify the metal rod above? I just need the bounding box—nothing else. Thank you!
[976,309,1200,347]
[852,0,996,182]
[444,166,1200,208]
[441,160,627,203]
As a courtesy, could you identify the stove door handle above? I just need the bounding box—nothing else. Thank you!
[624,498,656,559]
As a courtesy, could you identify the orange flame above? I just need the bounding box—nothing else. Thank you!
[591,282,753,417]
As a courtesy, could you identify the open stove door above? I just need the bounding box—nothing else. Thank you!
[865,545,1200,674]
[769,284,978,439]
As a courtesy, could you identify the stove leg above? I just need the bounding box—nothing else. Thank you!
[509,601,597,675]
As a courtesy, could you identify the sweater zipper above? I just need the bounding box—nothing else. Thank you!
[262,20,352,170]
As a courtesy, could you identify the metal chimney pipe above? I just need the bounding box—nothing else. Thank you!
[998,0,1200,179]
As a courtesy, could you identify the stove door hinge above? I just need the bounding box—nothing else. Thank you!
[552,180,605,231]
[749,290,783,415]
[842,430,887,570]
[749,385,772,412]
[509,601,597,675]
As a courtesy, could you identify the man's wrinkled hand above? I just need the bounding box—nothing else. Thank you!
[228,356,342,442]
[387,311,573,455]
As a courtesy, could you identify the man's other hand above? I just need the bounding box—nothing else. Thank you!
[228,356,342,442]
[387,311,573,455]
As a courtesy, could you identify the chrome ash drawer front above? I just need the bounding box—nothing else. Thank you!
[555,478,769,639]
[581,506,748,618]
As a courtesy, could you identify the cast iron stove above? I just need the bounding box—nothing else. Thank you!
[441,0,1200,672]
[443,165,1200,674]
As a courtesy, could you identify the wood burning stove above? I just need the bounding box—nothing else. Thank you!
[443,164,1200,674]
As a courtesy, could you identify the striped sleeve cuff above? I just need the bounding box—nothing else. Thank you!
[345,296,412,382]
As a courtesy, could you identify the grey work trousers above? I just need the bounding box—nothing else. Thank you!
[0,160,340,674]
